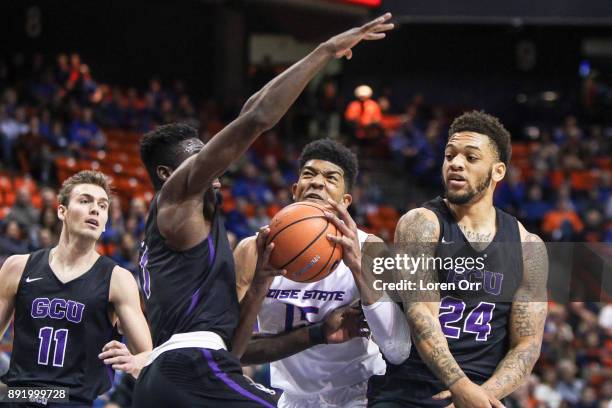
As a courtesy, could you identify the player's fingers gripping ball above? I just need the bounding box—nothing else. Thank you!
[266,202,343,282]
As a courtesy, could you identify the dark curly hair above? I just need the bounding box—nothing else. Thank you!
[298,139,358,191]
[140,123,200,190]
[449,111,512,165]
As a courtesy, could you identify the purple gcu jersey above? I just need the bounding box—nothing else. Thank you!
[368,197,523,407]
[138,194,239,348]
[2,248,118,405]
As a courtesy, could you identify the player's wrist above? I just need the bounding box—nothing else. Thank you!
[448,376,470,393]
[308,323,327,346]
[317,41,336,58]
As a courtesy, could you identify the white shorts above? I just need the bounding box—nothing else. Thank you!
[278,381,368,408]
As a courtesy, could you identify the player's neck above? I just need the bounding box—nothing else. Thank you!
[54,232,99,267]
[445,194,496,231]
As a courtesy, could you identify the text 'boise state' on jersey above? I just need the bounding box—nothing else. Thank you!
[387,196,523,384]
[139,194,239,348]
[2,248,117,404]
[258,229,385,396]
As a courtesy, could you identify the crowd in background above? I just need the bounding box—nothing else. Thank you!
[0,52,610,407]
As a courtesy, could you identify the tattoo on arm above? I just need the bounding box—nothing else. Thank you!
[482,232,548,399]
[394,210,466,387]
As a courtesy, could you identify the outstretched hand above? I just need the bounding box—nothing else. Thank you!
[324,12,394,60]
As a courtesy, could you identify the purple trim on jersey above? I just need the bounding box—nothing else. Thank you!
[207,234,216,267]
[200,349,274,408]
[106,364,114,385]
[186,287,201,316]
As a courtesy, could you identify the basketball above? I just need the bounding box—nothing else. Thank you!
[267,202,343,282]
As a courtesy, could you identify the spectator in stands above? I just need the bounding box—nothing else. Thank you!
[101,201,126,244]
[248,205,270,232]
[231,162,273,205]
[542,198,585,241]
[0,105,29,167]
[0,220,28,256]
[581,208,605,242]
[39,207,60,240]
[311,79,343,139]
[521,185,551,231]
[412,119,444,180]
[534,367,563,408]
[496,166,526,215]
[345,84,382,141]
[68,106,105,148]
[389,111,424,172]
[54,53,70,90]
[6,187,39,232]
[599,304,612,337]
[577,386,598,408]
[128,197,147,236]
[555,115,584,145]
[111,233,138,273]
[37,227,55,249]
[557,359,585,406]
[225,197,252,240]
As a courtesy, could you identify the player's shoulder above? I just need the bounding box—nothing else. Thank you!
[516,221,544,244]
[110,265,136,281]
[1,254,30,274]
[234,235,257,256]
[109,265,139,301]
[395,207,440,243]
[0,254,30,293]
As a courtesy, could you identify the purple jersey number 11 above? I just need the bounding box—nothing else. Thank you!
[38,327,69,367]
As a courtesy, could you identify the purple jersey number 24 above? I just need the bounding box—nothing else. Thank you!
[439,296,495,341]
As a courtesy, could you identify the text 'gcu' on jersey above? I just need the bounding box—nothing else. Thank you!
[258,229,385,396]
[394,197,523,384]
[2,248,117,404]
[139,194,239,348]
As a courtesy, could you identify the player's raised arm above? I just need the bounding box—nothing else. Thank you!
[158,13,394,206]
[100,266,153,378]
[0,255,27,339]
[479,227,548,399]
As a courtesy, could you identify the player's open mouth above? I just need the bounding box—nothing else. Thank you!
[85,219,99,228]
[447,174,467,188]
[305,193,323,200]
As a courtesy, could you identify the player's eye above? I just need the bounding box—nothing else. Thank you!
[468,156,478,162]
[445,154,453,161]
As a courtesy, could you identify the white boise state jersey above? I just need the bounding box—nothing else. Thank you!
[257,229,386,396]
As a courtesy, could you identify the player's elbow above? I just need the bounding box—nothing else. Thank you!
[245,106,274,134]
[381,341,411,365]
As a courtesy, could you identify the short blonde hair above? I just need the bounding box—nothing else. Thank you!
[58,170,112,207]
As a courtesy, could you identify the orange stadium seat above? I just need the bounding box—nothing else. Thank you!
[0,175,12,193]
[549,170,566,188]
[14,176,38,195]
[31,193,42,209]
[570,170,598,191]
[0,206,10,219]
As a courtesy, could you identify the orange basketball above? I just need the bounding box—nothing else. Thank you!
[266,202,343,283]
